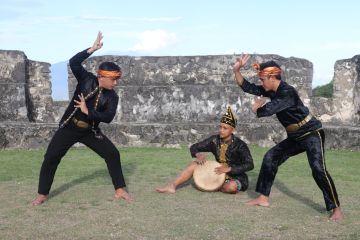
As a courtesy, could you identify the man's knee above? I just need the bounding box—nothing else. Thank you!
[264,149,275,161]
[43,151,63,167]
[222,181,238,193]
[262,151,276,171]
[311,163,326,177]
[106,148,120,161]
[183,161,197,174]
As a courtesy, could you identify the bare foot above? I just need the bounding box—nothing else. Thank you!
[115,188,134,203]
[329,207,343,222]
[245,195,270,207]
[31,194,47,206]
[155,183,176,193]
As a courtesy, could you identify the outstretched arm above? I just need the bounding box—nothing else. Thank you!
[190,135,216,165]
[233,53,250,86]
[255,90,296,117]
[70,31,104,82]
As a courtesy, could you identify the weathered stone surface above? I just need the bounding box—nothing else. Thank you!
[27,60,55,122]
[332,55,360,124]
[1,49,359,150]
[0,122,358,150]
[116,85,249,123]
[310,97,334,123]
[0,122,57,149]
[0,127,9,148]
[52,101,69,123]
[0,51,55,123]
[0,50,28,122]
[68,54,312,125]
[0,50,27,84]
[0,84,28,121]
[323,124,360,149]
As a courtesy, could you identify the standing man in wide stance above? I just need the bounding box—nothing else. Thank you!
[156,107,254,194]
[233,54,343,221]
[32,32,133,205]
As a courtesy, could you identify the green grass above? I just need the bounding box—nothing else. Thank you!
[0,145,359,240]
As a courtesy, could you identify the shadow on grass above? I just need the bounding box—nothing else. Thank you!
[49,169,107,199]
[246,171,324,212]
[274,180,324,213]
[48,162,136,200]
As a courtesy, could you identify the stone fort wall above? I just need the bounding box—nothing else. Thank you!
[0,50,359,149]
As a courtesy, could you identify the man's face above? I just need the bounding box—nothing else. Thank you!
[218,123,234,139]
[259,75,273,91]
[99,77,118,90]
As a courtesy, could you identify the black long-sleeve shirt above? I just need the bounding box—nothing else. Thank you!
[190,134,254,191]
[60,49,119,129]
[240,79,321,138]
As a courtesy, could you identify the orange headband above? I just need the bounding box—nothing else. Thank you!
[97,70,122,79]
[252,63,281,78]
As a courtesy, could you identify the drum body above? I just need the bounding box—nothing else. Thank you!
[193,161,226,191]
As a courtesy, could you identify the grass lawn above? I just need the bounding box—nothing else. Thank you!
[0,145,359,240]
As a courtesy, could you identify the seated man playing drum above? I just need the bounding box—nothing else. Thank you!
[156,107,254,194]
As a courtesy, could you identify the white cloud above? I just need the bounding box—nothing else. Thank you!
[137,17,182,22]
[224,49,237,55]
[130,29,178,52]
[320,42,360,50]
[80,15,181,22]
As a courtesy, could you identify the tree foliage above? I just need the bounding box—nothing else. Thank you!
[312,81,333,98]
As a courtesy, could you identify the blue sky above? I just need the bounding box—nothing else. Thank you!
[1,0,360,88]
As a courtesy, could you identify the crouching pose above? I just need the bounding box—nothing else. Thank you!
[233,54,343,221]
[32,32,133,205]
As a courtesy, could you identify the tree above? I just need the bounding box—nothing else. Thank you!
[312,81,333,98]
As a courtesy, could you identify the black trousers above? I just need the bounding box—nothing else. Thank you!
[37,123,126,195]
[256,129,340,211]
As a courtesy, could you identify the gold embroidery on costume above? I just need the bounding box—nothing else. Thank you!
[219,143,231,180]
[219,143,228,163]
[92,87,103,129]
[59,87,99,128]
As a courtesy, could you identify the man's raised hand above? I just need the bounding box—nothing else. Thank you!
[88,31,104,54]
[233,53,250,73]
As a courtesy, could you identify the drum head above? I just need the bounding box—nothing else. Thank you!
[193,161,226,191]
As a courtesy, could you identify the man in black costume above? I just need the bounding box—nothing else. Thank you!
[32,32,133,205]
[156,107,254,194]
[233,54,343,221]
